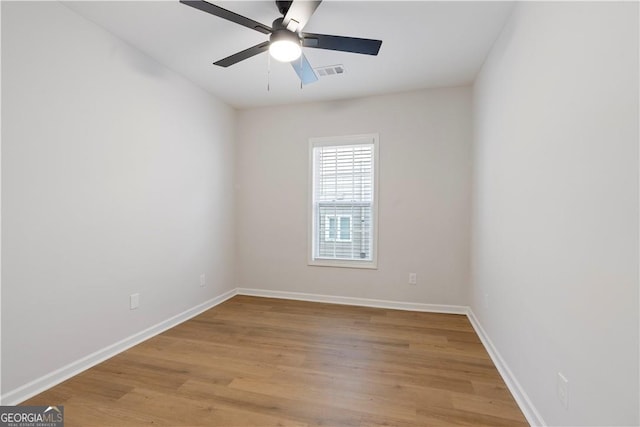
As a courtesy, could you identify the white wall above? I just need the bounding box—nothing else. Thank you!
[1,1,235,395]
[236,87,471,305]
[472,2,639,426]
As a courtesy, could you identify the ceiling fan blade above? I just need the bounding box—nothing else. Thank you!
[180,0,272,34]
[302,33,382,56]
[282,0,322,32]
[214,41,270,67]
[291,53,319,85]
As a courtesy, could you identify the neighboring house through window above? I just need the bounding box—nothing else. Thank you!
[309,134,378,268]
[325,215,352,242]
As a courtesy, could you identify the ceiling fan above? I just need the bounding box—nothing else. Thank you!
[179,0,383,85]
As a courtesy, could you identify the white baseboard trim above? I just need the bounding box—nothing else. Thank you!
[466,308,545,427]
[238,289,542,425]
[236,288,468,314]
[1,288,238,406]
[3,287,542,427]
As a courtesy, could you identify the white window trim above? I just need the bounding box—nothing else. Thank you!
[308,133,379,269]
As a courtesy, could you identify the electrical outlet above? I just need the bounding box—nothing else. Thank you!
[408,273,417,285]
[200,273,206,287]
[557,372,569,409]
[130,293,140,310]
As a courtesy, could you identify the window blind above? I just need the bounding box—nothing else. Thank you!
[312,141,375,262]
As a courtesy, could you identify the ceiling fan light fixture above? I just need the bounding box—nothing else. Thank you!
[269,30,302,62]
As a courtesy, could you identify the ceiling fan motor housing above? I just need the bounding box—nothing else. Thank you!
[270,18,300,42]
[272,17,286,31]
[269,18,300,38]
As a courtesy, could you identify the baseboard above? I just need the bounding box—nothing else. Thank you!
[237,289,541,424]
[236,288,468,314]
[466,308,546,427]
[1,288,238,405]
[3,286,541,427]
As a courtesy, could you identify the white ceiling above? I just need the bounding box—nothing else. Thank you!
[63,1,514,109]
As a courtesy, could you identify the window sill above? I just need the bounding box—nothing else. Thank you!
[308,259,378,270]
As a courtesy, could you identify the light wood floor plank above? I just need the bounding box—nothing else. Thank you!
[22,295,527,426]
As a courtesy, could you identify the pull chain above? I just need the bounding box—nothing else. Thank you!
[300,40,303,90]
[267,51,271,92]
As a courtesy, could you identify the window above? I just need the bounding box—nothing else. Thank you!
[309,134,378,268]
[325,215,352,242]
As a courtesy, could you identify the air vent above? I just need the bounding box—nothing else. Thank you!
[314,64,346,77]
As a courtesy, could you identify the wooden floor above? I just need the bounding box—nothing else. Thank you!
[23,296,528,426]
